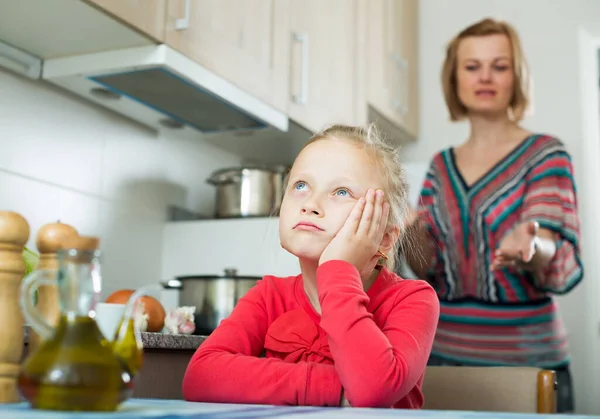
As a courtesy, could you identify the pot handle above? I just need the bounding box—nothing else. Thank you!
[161,279,182,290]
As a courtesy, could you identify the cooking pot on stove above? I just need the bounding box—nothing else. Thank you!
[162,268,261,335]
[206,165,289,218]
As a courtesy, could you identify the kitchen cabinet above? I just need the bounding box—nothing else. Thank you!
[0,0,154,60]
[163,0,359,134]
[287,0,358,134]
[84,0,167,42]
[0,0,420,158]
[364,0,419,141]
[164,0,291,114]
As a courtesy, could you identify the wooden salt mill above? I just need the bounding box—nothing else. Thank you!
[0,211,30,403]
[28,222,79,352]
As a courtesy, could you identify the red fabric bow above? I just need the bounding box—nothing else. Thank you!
[264,309,333,365]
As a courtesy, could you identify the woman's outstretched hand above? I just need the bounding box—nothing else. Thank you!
[319,189,389,275]
[491,220,539,270]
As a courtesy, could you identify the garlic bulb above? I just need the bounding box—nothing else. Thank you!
[133,300,149,332]
[164,306,196,335]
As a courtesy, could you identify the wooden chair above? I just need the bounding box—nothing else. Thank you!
[422,366,557,413]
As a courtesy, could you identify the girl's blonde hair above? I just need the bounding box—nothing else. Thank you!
[300,124,409,271]
[441,18,531,121]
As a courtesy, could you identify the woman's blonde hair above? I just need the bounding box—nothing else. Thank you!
[441,18,530,121]
[298,124,409,271]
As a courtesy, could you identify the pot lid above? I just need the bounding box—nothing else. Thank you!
[207,164,288,185]
[174,267,262,282]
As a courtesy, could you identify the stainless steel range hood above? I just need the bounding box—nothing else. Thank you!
[42,44,289,134]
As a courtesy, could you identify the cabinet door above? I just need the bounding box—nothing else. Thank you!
[164,0,290,113]
[366,0,418,140]
[287,0,357,134]
[84,0,166,42]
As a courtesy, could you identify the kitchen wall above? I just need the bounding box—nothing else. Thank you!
[0,68,241,297]
[406,0,600,414]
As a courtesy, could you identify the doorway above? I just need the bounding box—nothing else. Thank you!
[576,28,600,414]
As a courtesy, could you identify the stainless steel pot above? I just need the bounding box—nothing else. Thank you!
[207,166,287,218]
[162,268,261,335]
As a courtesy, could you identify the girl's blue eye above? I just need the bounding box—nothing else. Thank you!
[295,182,307,191]
[335,189,348,197]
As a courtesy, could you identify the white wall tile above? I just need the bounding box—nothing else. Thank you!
[0,68,241,296]
[0,71,105,195]
[161,218,299,280]
[97,200,165,299]
[0,170,100,249]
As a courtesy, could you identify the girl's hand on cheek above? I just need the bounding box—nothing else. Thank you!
[319,189,389,274]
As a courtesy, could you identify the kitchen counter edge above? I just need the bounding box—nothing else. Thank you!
[23,326,207,351]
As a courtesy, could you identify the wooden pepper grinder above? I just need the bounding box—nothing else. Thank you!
[28,221,79,352]
[0,211,30,403]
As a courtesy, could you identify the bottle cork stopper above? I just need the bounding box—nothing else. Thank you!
[36,221,79,254]
[60,235,100,251]
[0,211,30,246]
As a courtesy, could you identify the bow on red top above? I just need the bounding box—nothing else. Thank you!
[264,309,333,365]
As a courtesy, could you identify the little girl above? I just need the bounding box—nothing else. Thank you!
[182,124,440,408]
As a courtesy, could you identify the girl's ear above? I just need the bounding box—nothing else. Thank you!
[379,225,401,254]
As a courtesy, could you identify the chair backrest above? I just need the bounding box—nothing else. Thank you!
[422,366,557,413]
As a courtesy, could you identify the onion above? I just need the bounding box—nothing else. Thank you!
[106,289,166,332]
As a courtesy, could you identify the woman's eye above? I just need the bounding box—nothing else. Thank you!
[494,66,509,71]
[465,65,478,71]
[294,182,307,191]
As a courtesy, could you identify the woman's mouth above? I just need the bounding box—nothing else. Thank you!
[475,89,497,97]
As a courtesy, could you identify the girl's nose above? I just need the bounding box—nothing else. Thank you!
[301,200,322,216]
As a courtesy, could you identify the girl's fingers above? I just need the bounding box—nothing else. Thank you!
[368,190,385,237]
[357,189,375,235]
[343,196,366,233]
[375,202,390,244]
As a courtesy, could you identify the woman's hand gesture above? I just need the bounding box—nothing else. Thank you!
[491,220,539,270]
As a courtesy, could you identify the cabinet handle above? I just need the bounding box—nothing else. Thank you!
[391,54,408,115]
[175,0,191,31]
[291,32,309,105]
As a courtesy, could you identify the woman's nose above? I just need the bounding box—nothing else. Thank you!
[479,67,492,82]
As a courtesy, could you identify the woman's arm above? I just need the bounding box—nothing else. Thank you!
[317,260,440,408]
[520,144,583,293]
[400,210,435,279]
[400,163,441,280]
[182,277,342,406]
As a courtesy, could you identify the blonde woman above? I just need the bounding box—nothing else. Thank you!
[402,18,582,413]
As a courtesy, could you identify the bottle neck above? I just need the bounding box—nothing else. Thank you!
[57,249,102,317]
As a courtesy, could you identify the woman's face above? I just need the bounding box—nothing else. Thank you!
[455,34,515,117]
